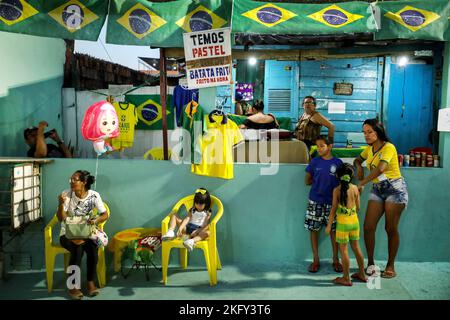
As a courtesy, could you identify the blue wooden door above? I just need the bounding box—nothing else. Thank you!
[299,58,383,147]
[386,61,433,154]
[264,60,299,119]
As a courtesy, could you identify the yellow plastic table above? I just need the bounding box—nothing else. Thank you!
[108,227,161,272]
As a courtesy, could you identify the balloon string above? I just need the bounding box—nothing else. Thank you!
[94,154,99,191]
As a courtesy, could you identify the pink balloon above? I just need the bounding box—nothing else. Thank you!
[81,101,119,155]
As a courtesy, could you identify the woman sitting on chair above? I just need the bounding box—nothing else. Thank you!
[57,170,108,299]
[239,100,279,129]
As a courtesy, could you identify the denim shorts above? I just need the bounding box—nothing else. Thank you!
[369,177,409,205]
[186,223,201,235]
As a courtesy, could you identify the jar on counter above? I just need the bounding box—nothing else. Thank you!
[410,154,415,167]
[403,154,410,167]
[433,155,440,167]
[398,154,403,167]
[426,154,433,167]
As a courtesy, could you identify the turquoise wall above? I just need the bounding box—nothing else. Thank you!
[33,158,450,271]
[1,34,449,273]
[0,31,66,157]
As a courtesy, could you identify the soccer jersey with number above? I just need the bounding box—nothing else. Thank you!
[111,102,138,149]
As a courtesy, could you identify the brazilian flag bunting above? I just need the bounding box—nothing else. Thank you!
[233,0,376,34]
[375,0,450,41]
[0,0,107,40]
[107,0,232,47]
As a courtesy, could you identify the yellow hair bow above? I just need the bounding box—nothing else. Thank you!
[195,188,207,195]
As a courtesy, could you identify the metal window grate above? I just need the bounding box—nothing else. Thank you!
[268,89,291,112]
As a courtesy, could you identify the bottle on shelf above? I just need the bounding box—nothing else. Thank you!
[346,139,353,148]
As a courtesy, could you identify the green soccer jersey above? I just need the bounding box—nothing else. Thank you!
[180,101,207,164]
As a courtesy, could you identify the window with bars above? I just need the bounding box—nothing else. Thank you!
[267,89,291,113]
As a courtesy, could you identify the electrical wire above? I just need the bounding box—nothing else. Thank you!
[401,67,406,118]
[99,38,113,63]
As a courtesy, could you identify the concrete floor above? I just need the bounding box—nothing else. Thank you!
[0,260,449,300]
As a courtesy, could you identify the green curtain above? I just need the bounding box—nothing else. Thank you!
[0,0,107,40]
[375,0,450,41]
[232,0,376,35]
[125,94,174,130]
[106,0,232,47]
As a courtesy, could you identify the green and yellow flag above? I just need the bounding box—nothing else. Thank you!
[0,0,106,40]
[107,0,232,47]
[375,0,450,41]
[125,94,174,131]
[233,0,375,34]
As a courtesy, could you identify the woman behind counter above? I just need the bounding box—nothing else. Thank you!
[239,100,279,130]
[295,96,335,149]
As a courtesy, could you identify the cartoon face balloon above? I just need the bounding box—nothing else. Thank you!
[81,101,119,155]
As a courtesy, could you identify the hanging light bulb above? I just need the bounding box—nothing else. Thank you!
[398,56,409,67]
[248,57,257,66]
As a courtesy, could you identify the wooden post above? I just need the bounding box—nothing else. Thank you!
[159,48,169,160]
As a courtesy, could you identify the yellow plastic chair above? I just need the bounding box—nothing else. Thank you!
[44,203,110,293]
[143,147,171,160]
[161,194,223,286]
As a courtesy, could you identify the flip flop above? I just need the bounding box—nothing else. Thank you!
[332,261,343,273]
[351,273,367,282]
[88,288,100,297]
[333,277,353,286]
[381,270,397,279]
[308,262,320,273]
[365,265,378,276]
[69,290,84,300]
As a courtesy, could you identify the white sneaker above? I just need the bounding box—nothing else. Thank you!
[161,230,175,241]
[183,238,195,252]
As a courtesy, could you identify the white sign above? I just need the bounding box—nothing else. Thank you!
[328,102,346,114]
[437,107,450,132]
[183,27,232,89]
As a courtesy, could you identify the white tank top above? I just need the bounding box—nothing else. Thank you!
[190,209,208,226]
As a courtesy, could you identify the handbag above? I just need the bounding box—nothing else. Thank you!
[65,216,94,239]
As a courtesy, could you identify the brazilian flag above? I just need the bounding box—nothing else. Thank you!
[107,0,232,47]
[307,4,364,29]
[233,0,375,34]
[0,0,107,40]
[175,4,227,33]
[125,94,174,131]
[375,0,450,41]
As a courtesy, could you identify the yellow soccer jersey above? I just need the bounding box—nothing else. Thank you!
[192,115,243,179]
[111,102,138,149]
[360,142,402,183]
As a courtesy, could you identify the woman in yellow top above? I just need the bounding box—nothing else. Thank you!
[354,119,408,279]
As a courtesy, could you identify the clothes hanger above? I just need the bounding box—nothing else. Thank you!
[208,97,227,124]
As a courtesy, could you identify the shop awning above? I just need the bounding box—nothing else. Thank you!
[0,0,448,46]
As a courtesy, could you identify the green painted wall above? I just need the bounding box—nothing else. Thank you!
[1,34,449,273]
[199,87,217,113]
[0,31,66,157]
[439,43,450,165]
[27,158,449,272]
